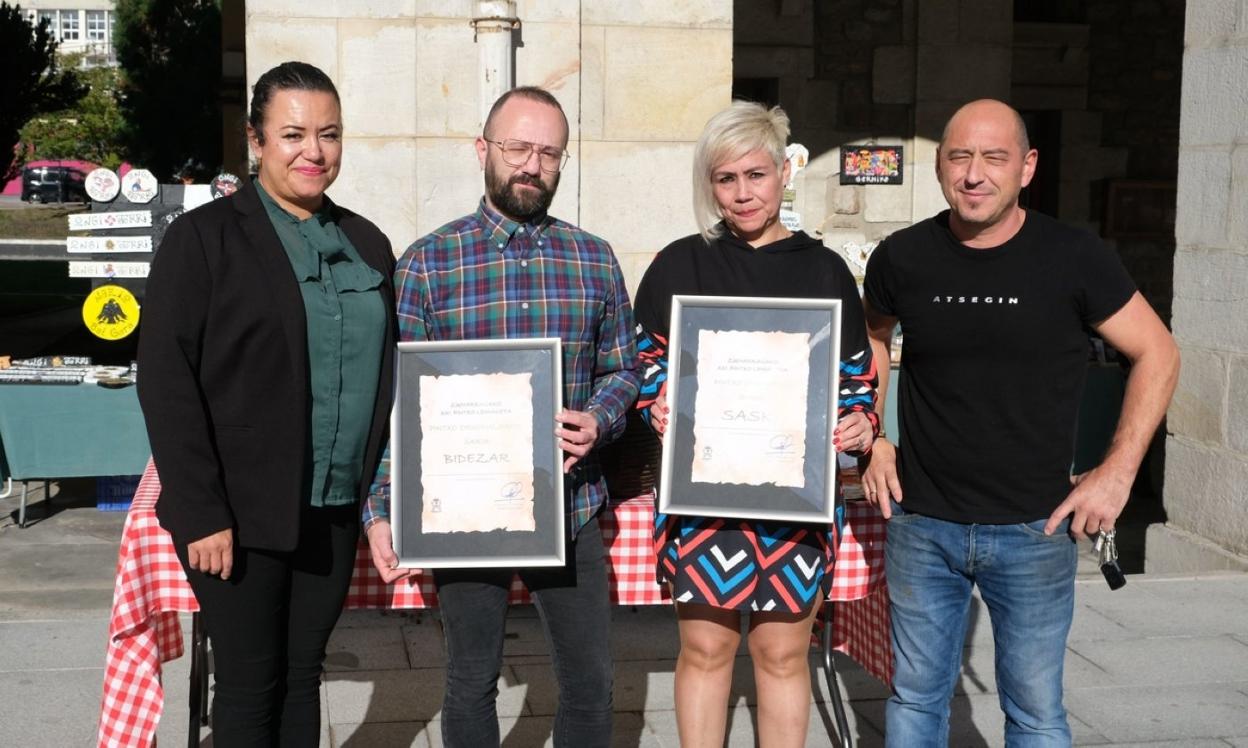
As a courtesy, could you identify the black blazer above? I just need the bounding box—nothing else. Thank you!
[137,181,397,551]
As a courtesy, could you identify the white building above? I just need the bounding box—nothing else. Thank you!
[21,1,117,66]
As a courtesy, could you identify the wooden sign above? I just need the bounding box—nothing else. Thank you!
[68,210,153,231]
[66,236,153,254]
[68,261,151,279]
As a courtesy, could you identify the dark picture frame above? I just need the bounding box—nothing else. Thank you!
[391,338,565,568]
[839,144,904,185]
[658,296,842,523]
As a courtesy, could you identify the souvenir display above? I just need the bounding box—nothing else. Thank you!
[211,172,242,198]
[68,210,153,231]
[66,236,153,254]
[85,168,121,202]
[82,285,141,341]
[121,169,159,204]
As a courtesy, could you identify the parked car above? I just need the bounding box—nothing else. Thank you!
[21,164,88,203]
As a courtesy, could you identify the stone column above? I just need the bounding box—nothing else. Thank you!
[1156,0,1248,568]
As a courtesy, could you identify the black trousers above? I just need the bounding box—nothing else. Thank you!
[432,517,614,748]
[175,504,358,747]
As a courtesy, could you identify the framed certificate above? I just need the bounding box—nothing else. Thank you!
[391,338,565,568]
[658,296,842,523]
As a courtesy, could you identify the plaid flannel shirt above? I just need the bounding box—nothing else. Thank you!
[363,199,640,535]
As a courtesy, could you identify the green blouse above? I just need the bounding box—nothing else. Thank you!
[257,180,386,507]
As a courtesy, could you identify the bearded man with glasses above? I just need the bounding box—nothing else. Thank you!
[361,86,639,748]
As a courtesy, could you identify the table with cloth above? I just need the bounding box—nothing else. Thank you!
[0,383,150,525]
[100,461,892,747]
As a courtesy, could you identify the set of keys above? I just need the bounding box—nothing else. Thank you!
[1094,530,1127,590]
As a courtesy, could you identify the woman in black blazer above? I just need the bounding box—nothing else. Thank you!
[137,62,397,746]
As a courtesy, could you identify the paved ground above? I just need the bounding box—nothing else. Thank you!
[3,480,1247,747]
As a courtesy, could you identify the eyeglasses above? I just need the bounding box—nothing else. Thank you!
[485,138,570,173]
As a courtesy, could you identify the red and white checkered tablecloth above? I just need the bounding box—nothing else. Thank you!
[99,460,891,747]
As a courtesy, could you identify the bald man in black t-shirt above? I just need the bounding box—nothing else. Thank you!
[861,99,1179,747]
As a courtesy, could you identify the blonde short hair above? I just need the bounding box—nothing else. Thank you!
[692,101,791,241]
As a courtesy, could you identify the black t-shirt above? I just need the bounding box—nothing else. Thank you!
[863,210,1136,523]
[634,230,870,359]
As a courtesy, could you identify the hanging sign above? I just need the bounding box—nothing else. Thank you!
[121,169,159,203]
[68,210,153,231]
[840,144,904,185]
[85,168,121,202]
[68,261,151,279]
[66,236,153,254]
[82,285,141,340]
[211,173,242,198]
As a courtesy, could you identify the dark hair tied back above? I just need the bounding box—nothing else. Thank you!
[249,61,340,145]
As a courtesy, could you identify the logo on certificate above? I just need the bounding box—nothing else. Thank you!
[768,433,795,453]
[82,285,140,340]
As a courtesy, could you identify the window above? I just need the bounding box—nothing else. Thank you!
[38,10,57,36]
[86,10,107,41]
[60,10,80,41]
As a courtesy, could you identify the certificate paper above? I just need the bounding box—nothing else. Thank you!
[418,372,536,533]
[690,329,810,487]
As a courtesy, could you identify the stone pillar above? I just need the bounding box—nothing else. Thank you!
[1158,0,1248,568]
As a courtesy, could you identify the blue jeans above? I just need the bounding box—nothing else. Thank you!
[884,501,1077,748]
[432,517,613,748]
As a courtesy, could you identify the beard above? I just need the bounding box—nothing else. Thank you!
[486,166,558,221]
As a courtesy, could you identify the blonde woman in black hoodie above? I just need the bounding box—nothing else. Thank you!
[632,101,880,747]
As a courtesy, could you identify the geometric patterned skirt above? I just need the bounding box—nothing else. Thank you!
[654,511,836,613]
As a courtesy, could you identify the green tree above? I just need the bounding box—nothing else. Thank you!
[0,2,85,180]
[18,61,127,169]
[114,0,222,181]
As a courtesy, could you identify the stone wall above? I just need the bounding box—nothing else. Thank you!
[244,0,733,293]
[1165,0,1248,557]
